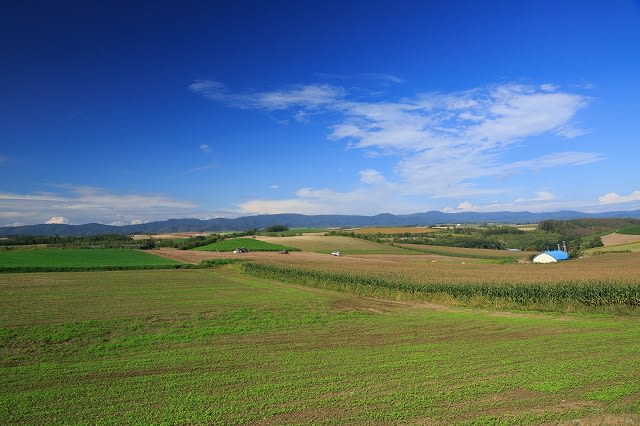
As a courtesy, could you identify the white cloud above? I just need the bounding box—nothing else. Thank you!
[555,125,589,139]
[457,201,473,210]
[0,186,199,226]
[359,169,385,184]
[200,144,211,153]
[540,83,558,92]
[238,186,418,216]
[192,80,605,214]
[45,216,70,224]
[599,190,640,205]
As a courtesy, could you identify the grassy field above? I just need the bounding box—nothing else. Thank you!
[1,268,639,424]
[0,248,180,271]
[395,243,534,262]
[256,235,415,255]
[587,242,640,254]
[193,237,297,252]
[619,225,640,235]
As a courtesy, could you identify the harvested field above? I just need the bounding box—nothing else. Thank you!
[349,226,436,234]
[601,232,640,246]
[255,234,414,255]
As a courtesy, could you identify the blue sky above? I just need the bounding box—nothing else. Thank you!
[2,0,640,226]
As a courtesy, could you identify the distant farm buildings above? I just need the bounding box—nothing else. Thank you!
[532,250,569,263]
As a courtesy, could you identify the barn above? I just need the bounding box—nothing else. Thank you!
[533,250,569,263]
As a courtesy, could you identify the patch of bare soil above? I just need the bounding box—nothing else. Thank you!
[550,413,638,426]
[601,233,640,247]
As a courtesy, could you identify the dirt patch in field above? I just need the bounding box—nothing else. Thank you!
[601,232,640,247]
[550,413,638,425]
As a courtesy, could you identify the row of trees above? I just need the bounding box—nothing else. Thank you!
[0,234,138,248]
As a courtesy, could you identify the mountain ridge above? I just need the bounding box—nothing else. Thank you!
[2,210,640,236]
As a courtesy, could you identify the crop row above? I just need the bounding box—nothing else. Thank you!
[243,262,640,307]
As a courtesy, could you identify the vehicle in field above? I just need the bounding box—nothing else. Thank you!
[331,251,342,256]
[233,247,249,254]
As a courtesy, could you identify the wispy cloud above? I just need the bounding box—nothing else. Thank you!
[363,73,405,84]
[188,80,343,111]
[182,162,217,175]
[192,79,603,214]
[199,143,211,153]
[0,186,199,226]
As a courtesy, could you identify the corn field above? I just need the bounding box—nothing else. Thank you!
[243,262,640,308]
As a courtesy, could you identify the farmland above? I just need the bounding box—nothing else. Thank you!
[193,237,298,252]
[2,269,639,424]
[1,229,639,424]
[351,226,437,234]
[0,248,181,272]
[256,234,415,255]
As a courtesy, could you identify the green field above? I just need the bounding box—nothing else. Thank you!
[0,248,180,271]
[619,225,640,235]
[1,268,638,424]
[193,237,298,252]
[587,242,640,254]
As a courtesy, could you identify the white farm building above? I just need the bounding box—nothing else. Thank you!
[533,250,569,263]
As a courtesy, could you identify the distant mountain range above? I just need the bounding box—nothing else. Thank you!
[2,210,640,236]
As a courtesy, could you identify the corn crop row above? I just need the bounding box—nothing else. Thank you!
[243,263,640,307]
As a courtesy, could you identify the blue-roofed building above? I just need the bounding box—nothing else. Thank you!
[533,250,569,263]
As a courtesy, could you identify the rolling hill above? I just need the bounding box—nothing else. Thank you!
[1,210,640,236]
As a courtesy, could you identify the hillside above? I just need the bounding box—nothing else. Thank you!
[1,210,640,236]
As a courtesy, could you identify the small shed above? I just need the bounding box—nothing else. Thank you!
[533,250,569,263]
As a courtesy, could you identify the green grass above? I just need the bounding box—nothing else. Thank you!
[0,248,180,271]
[192,237,298,252]
[1,269,639,424]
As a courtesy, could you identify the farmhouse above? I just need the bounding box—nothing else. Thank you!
[533,250,569,263]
